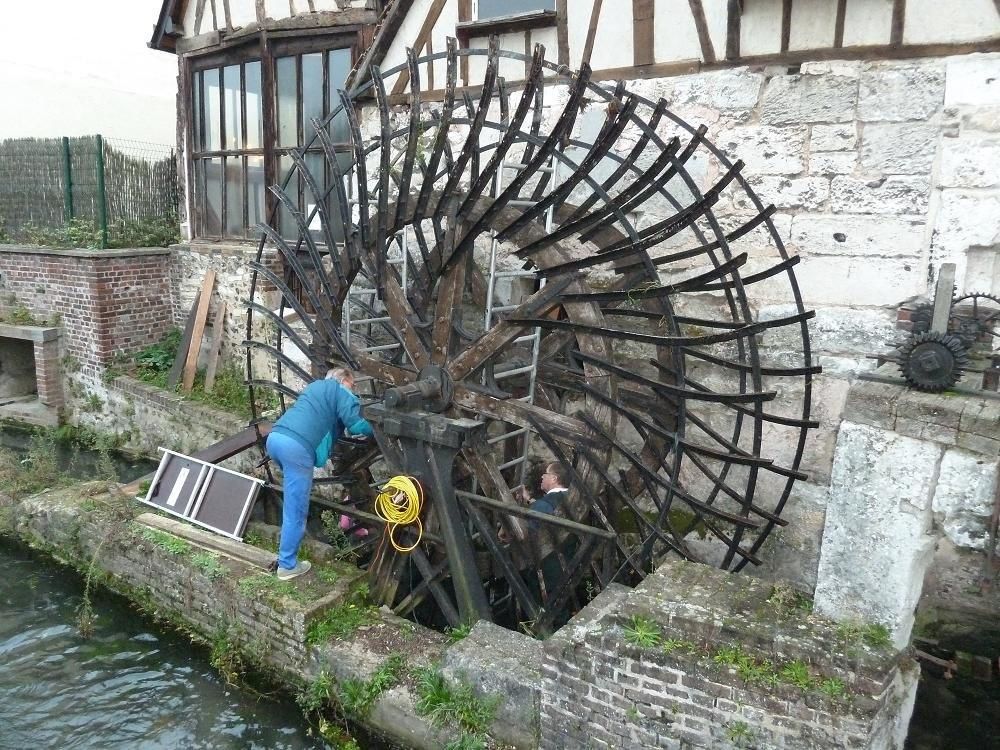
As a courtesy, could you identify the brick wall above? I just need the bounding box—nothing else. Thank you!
[541,561,916,750]
[0,247,173,381]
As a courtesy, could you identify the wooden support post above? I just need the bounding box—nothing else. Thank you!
[204,300,227,393]
[182,270,217,393]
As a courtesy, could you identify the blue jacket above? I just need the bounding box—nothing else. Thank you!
[271,379,373,458]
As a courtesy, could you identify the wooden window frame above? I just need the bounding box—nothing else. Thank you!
[186,32,361,242]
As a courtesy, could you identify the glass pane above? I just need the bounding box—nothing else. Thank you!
[328,48,352,144]
[303,151,326,244]
[276,56,298,148]
[302,53,323,142]
[193,71,203,151]
[223,64,242,150]
[203,157,223,236]
[205,68,221,151]
[478,0,553,19]
[247,155,266,231]
[225,157,244,236]
[277,153,299,239]
[245,61,263,150]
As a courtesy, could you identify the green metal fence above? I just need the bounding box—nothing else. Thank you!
[0,135,178,249]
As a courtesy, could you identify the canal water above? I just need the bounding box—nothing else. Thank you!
[0,427,329,748]
[0,540,327,749]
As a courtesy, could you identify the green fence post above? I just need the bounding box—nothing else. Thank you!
[95,134,108,249]
[62,137,74,223]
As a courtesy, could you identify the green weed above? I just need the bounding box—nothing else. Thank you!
[725,720,755,748]
[778,659,814,690]
[237,572,307,604]
[623,615,661,648]
[862,623,892,649]
[339,653,407,719]
[139,526,191,555]
[447,622,473,643]
[662,638,697,655]
[819,677,847,699]
[306,589,377,644]
[297,669,334,713]
[191,551,227,580]
[413,666,500,739]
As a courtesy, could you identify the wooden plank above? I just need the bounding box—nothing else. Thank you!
[890,0,906,47]
[391,0,448,96]
[430,252,468,366]
[633,0,655,67]
[556,0,570,66]
[166,289,200,389]
[688,0,717,63]
[182,270,217,393]
[427,36,435,90]
[458,0,472,85]
[726,0,742,60]
[223,0,233,29]
[781,0,793,52]
[194,0,208,35]
[138,513,273,568]
[204,300,227,393]
[210,0,218,32]
[581,0,604,67]
[255,0,266,24]
[833,0,847,48]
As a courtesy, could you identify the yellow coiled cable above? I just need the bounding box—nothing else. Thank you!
[374,475,423,553]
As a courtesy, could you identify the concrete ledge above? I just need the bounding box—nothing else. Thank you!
[0,245,171,259]
[0,322,59,343]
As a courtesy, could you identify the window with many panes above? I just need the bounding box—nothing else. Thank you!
[189,36,355,241]
[476,0,555,20]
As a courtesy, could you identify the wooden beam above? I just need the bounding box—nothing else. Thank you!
[890,0,906,47]
[204,300,227,393]
[391,0,448,96]
[556,0,570,66]
[781,0,793,53]
[581,0,604,68]
[223,0,233,30]
[458,0,471,86]
[255,0,265,25]
[194,0,208,35]
[726,0,741,60]
[167,289,200,389]
[688,0,717,63]
[182,270,217,393]
[633,0,655,67]
[834,0,847,48]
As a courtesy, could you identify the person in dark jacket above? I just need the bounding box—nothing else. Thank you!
[265,368,372,579]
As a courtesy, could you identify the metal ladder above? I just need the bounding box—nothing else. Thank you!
[482,143,561,484]
[342,225,411,394]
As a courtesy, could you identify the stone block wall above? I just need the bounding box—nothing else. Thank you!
[0,247,173,381]
[815,377,1000,648]
[541,560,917,750]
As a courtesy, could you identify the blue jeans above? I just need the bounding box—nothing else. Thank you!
[266,432,314,570]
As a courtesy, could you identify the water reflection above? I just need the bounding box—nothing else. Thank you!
[0,541,325,749]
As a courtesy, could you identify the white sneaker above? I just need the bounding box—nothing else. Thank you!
[276,560,312,580]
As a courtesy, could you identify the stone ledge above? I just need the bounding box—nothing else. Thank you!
[0,322,60,343]
[0,244,171,259]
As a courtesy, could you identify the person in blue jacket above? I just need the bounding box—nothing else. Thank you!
[265,367,373,579]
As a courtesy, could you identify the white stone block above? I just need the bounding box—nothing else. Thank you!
[860,122,939,175]
[809,151,856,176]
[811,123,858,151]
[715,125,807,175]
[931,448,997,549]
[858,62,945,122]
[790,214,925,257]
[945,55,1000,107]
[739,175,830,211]
[830,176,931,215]
[759,304,897,356]
[929,190,1000,269]
[760,72,858,125]
[814,421,941,648]
[939,133,1000,188]
[962,106,1000,133]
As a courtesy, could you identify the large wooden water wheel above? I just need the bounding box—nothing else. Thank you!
[245,39,818,633]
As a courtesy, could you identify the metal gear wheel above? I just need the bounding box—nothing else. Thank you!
[898,331,969,392]
[950,293,1000,348]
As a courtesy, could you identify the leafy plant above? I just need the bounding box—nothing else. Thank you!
[623,615,661,648]
[297,669,335,713]
[134,329,182,381]
[306,588,377,644]
[191,551,226,580]
[447,622,473,643]
[139,526,191,555]
[109,215,180,249]
[713,644,746,667]
[413,666,500,739]
[862,623,892,649]
[338,653,407,719]
[725,720,755,748]
[819,677,847,699]
[778,659,814,690]
[237,572,306,604]
[662,638,697,655]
